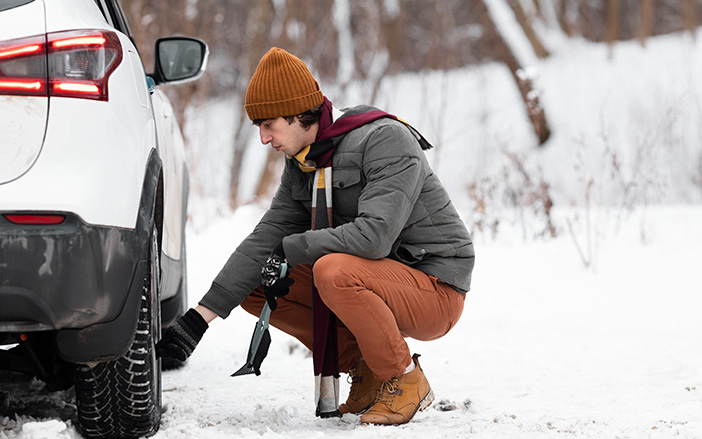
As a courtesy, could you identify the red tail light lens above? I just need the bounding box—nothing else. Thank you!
[0,30,122,101]
[4,214,66,225]
[0,35,47,97]
[48,30,122,100]
[0,40,42,59]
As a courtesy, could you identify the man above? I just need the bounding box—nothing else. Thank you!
[156,47,475,425]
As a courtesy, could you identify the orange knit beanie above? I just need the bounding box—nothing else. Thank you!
[244,47,324,121]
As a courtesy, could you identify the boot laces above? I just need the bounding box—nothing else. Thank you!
[375,378,400,405]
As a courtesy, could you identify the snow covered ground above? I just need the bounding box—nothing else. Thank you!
[2,204,700,439]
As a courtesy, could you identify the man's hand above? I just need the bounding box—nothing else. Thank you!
[261,242,294,311]
[155,308,209,361]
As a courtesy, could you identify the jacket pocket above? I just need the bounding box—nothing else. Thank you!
[392,242,427,265]
[291,175,313,201]
[332,167,362,189]
[331,167,363,219]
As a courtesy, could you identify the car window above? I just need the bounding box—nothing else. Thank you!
[93,0,142,55]
[94,0,114,27]
[113,0,133,36]
[0,0,35,11]
[104,0,132,36]
[92,0,131,37]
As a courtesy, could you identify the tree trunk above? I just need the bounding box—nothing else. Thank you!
[606,0,620,58]
[558,0,576,37]
[228,0,274,209]
[638,0,654,46]
[480,0,551,145]
[508,0,550,59]
[682,0,699,39]
[254,149,284,200]
[532,0,543,17]
[228,104,252,209]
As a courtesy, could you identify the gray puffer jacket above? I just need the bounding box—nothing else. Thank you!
[200,109,475,318]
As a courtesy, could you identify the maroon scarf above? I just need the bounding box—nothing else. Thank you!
[305,97,430,167]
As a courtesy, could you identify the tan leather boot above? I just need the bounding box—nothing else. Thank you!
[360,354,434,425]
[339,359,381,415]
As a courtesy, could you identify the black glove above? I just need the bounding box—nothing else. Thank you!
[261,242,294,311]
[155,308,209,361]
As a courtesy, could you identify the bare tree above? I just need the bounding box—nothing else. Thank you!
[507,0,550,59]
[479,0,551,145]
[230,0,278,209]
[557,0,578,37]
[682,0,700,38]
[638,0,655,46]
[606,0,620,58]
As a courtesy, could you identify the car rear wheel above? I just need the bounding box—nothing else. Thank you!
[73,225,162,439]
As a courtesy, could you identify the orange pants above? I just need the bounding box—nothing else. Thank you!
[240,253,465,380]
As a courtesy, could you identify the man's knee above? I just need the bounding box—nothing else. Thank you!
[313,253,361,294]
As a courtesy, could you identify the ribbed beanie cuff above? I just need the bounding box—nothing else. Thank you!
[245,47,324,121]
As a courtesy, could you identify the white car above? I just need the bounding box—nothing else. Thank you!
[0,0,207,437]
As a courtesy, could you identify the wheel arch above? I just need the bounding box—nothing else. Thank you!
[55,148,164,363]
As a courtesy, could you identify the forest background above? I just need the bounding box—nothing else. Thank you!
[120,0,702,246]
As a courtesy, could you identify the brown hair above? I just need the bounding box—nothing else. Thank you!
[253,104,323,130]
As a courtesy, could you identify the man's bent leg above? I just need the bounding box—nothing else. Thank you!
[312,254,465,381]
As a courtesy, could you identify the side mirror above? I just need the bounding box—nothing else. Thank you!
[152,37,208,85]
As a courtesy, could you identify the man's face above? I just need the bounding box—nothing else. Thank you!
[258,117,317,157]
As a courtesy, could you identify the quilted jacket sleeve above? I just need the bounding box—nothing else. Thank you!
[199,158,310,318]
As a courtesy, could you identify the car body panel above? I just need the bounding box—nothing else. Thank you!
[0,1,44,40]
[0,96,48,184]
[44,0,111,33]
[0,94,154,229]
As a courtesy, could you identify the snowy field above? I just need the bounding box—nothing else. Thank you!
[1,204,701,439]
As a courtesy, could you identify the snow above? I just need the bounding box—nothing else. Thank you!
[159,204,701,439]
[3,22,702,439]
[3,205,700,438]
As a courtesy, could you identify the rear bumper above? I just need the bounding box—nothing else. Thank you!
[0,212,141,331]
[0,212,148,362]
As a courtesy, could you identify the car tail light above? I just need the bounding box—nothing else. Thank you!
[48,30,122,100]
[0,35,47,97]
[3,214,66,225]
[0,30,122,101]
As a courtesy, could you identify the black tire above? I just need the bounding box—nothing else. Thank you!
[74,226,162,439]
